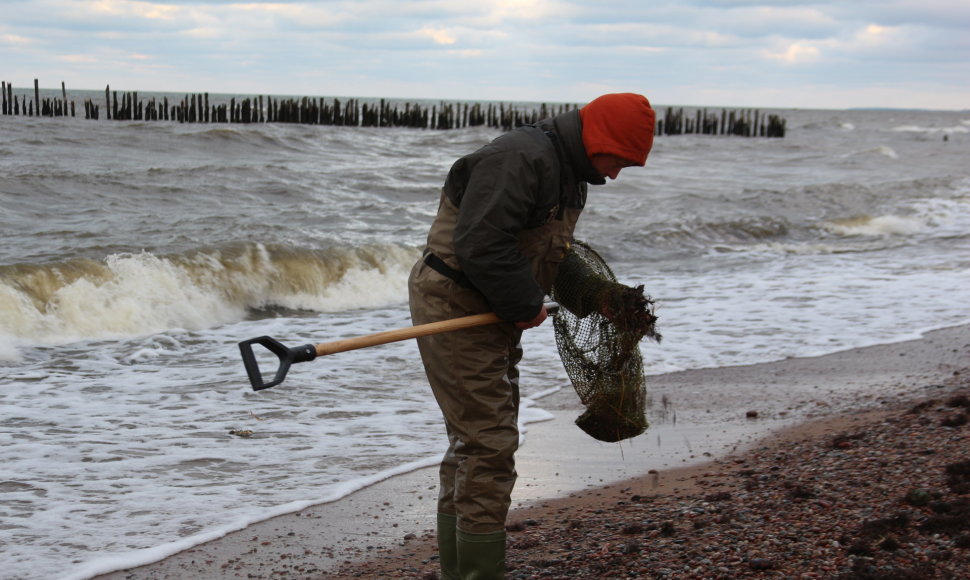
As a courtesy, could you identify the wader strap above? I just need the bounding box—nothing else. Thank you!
[424,252,476,289]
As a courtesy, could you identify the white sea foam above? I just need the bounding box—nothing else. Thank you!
[892,123,969,134]
[843,144,899,159]
[0,330,22,362]
[826,214,925,236]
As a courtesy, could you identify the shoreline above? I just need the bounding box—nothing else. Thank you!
[333,379,969,579]
[89,324,970,580]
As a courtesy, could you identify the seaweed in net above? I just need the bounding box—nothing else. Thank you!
[551,241,661,442]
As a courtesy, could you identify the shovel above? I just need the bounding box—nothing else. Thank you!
[238,303,559,391]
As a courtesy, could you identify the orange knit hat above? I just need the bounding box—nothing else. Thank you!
[579,93,656,166]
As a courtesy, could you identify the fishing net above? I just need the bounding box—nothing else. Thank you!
[550,241,661,442]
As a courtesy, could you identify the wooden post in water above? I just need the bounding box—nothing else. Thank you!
[84,98,99,120]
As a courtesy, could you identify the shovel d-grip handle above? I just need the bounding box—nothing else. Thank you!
[237,304,559,391]
[238,336,318,391]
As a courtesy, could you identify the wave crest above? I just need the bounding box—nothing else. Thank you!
[825,214,926,237]
[0,242,420,347]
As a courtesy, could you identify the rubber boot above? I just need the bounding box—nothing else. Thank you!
[456,528,506,580]
[437,513,460,580]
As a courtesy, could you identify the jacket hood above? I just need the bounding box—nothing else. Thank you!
[545,110,604,185]
[579,93,655,166]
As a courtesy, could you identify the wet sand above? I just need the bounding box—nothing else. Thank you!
[91,324,969,579]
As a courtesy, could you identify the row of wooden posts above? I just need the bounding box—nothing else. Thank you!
[660,106,786,138]
[1,80,786,137]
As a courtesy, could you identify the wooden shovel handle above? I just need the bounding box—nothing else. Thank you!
[239,304,557,391]
[314,312,503,356]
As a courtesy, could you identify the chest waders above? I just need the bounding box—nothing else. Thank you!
[407,189,580,579]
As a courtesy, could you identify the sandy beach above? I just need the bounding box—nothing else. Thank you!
[91,323,969,579]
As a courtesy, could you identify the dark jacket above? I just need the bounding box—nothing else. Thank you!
[439,110,602,321]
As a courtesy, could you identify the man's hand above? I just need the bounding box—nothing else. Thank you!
[515,304,548,330]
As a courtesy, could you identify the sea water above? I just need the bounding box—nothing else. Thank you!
[1,97,969,579]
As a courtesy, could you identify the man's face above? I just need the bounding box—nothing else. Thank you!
[590,154,637,181]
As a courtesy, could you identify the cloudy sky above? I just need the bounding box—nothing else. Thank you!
[1,0,967,110]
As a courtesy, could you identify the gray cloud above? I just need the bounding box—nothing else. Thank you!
[0,0,966,109]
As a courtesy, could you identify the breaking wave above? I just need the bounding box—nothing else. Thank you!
[891,122,970,135]
[0,242,420,347]
[825,214,926,237]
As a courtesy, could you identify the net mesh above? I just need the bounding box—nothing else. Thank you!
[550,241,661,442]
